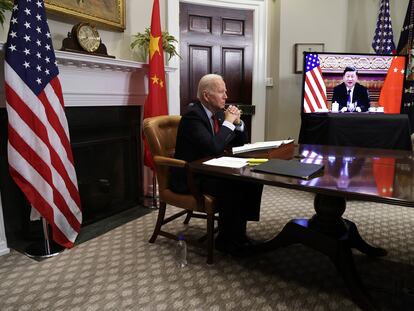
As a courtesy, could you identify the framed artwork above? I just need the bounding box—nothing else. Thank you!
[45,0,126,31]
[294,43,325,73]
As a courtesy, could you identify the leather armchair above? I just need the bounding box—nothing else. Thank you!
[143,115,218,264]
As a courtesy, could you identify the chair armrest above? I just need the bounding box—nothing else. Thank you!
[185,163,205,210]
[153,155,186,168]
[153,155,205,210]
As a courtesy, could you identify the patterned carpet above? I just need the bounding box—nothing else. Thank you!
[1,186,414,310]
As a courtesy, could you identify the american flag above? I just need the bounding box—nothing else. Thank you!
[303,53,328,113]
[372,0,396,54]
[4,0,82,248]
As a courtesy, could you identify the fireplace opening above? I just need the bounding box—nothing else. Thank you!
[0,106,144,247]
[75,135,140,225]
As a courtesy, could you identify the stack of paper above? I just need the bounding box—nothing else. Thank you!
[203,157,248,168]
[232,139,294,155]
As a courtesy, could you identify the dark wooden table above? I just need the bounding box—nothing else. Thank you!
[189,144,414,311]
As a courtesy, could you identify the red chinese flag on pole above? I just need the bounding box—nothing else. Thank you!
[378,56,406,113]
[143,0,169,170]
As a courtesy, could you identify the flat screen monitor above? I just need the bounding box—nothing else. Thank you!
[301,52,407,114]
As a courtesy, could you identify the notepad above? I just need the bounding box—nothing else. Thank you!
[251,159,324,180]
[203,157,248,168]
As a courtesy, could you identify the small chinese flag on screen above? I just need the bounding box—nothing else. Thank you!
[378,56,406,113]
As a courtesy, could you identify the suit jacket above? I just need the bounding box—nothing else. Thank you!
[170,102,262,223]
[331,82,370,112]
[170,102,247,193]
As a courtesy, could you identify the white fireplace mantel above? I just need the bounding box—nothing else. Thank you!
[1,44,146,108]
[0,43,176,108]
[55,50,148,107]
[0,42,176,255]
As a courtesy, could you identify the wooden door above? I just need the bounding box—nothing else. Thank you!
[179,3,254,138]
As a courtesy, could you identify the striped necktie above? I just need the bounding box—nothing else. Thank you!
[347,89,351,104]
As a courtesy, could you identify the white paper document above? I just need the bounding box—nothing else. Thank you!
[203,157,249,168]
[232,139,294,155]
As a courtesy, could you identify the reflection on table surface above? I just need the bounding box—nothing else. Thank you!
[190,144,414,207]
[297,144,413,204]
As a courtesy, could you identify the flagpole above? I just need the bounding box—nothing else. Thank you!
[144,168,158,209]
[152,174,158,209]
[25,218,64,259]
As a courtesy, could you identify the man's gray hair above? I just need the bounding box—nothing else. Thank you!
[197,74,224,101]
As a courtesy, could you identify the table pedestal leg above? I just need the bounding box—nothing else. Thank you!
[253,194,386,311]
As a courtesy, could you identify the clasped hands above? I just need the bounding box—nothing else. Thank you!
[340,106,361,113]
[225,105,242,125]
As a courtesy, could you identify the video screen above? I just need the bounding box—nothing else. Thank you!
[301,52,407,114]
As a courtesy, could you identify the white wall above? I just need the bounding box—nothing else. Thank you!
[267,0,349,140]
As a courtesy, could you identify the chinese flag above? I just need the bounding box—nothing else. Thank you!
[144,0,169,169]
[378,56,406,113]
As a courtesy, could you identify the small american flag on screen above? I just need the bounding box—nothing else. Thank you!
[303,53,328,113]
[4,0,82,248]
[372,0,396,54]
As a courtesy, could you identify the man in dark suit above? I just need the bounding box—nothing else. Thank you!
[170,74,263,255]
[332,66,370,112]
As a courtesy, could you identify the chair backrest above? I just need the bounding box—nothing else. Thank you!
[143,115,181,193]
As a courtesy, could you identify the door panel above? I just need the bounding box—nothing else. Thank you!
[180,3,254,139]
[189,46,211,100]
[222,19,244,35]
[189,15,211,32]
[222,48,243,102]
